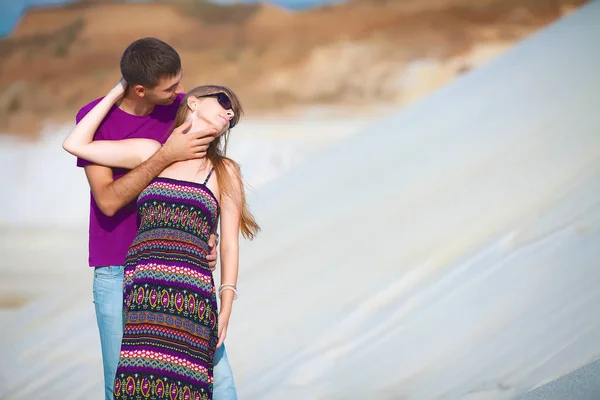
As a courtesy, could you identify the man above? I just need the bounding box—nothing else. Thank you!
[76,37,238,400]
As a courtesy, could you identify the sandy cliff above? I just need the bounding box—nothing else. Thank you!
[0,0,587,135]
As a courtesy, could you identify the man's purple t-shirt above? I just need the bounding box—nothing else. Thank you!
[76,94,184,267]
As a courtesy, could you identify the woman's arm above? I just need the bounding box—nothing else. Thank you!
[62,79,160,169]
[216,160,243,348]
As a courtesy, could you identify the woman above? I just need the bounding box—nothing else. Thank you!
[63,80,259,399]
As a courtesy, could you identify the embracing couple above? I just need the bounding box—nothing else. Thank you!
[63,37,259,400]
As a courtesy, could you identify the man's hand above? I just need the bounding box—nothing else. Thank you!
[160,120,217,164]
[207,233,218,272]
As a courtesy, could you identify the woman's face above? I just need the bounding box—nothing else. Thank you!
[187,93,235,137]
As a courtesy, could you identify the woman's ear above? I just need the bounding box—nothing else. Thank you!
[187,96,198,112]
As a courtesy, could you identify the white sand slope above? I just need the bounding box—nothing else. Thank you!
[224,1,600,399]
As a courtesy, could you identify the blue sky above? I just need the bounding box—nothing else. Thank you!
[0,0,343,37]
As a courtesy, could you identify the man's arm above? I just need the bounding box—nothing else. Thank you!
[84,150,172,217]
[84,149,220,270]
[83,117,217,216]
[86,158,219,271]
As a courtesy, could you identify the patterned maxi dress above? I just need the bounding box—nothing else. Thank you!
[114,170,219,400]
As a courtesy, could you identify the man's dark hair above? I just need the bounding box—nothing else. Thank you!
[120,37,181,88]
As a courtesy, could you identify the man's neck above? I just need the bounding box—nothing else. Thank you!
[118,91,155,117]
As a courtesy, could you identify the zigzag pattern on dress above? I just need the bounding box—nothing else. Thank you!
[115,175,219,400]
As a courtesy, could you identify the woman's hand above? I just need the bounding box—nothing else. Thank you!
[216,311,230,349]
[108,78,128,100]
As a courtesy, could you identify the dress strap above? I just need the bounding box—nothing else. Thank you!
[203,168,215,185]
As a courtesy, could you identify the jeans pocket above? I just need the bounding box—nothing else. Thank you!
[94,265,124,279]
[93,266,125,319]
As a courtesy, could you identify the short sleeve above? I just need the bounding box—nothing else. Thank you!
[75,101,105,168]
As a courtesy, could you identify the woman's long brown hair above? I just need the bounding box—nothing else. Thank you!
[172,85,260,240]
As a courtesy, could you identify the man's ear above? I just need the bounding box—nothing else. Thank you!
[133,85,146,98]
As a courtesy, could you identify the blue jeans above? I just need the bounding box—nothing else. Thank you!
[214,343,238,399]
[93,265,237,400]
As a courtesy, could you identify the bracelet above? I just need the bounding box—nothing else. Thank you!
[218,284,238,300]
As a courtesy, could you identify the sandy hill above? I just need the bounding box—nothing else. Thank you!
[0,0,587,135]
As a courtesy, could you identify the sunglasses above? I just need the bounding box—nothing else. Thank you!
[197,92,236,128]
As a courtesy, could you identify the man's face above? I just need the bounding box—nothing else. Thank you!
[141,70,184,106]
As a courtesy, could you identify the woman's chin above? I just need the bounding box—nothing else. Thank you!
[196,116,226,132]
[208,120,228,135]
